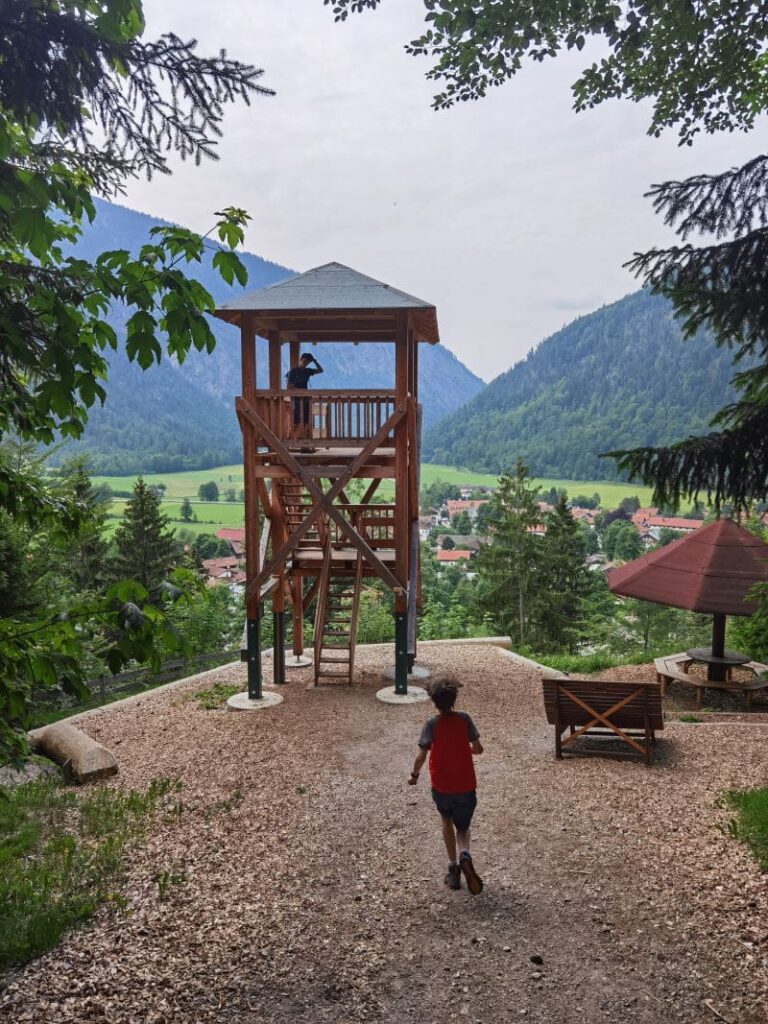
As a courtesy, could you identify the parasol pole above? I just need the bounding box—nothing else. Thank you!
[710,613,727,682]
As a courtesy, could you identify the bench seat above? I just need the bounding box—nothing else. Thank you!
[542,677,663,765]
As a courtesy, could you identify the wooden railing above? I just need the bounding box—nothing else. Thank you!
[327,504,396,547]
[253,389,397,446]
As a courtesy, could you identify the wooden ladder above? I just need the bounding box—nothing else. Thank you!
[313,540,363,686]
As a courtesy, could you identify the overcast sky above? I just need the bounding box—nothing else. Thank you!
[126,0,763,381]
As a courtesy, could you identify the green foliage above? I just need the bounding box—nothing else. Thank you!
[159,585,241,659]
[356,587,395,644]
[420,478,461,509]
[180,497,193,522]
[112,479,177,591]
[535,497,592,653]
[451,510,472,533]
[730,582,768,663]
[526,651,639,674]
[0,1,264,762]
[191,681,242,710]
[719,787,768,872]
[475,460,542,646]
[0,776,181,966]
[424,291,742,480]
[602,520,643,562]
[325,1,768,143]
[571,493,600,510]
[198,481,220,502]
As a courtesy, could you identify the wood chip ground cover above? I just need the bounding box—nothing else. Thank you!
[1,646,766,1023]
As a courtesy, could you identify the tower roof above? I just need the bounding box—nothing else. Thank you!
[214,261,439,343]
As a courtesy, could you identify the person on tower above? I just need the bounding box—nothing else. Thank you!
[286,352,323,449]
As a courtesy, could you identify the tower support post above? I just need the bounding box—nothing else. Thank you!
[273,610,286,685]
[246,612,262,700]
[394,612,408,695]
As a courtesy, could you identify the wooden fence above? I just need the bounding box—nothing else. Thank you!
[33,650,240,713]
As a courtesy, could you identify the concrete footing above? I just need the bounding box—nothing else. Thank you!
[381,664,431,682]
[285,653,313,668]
[375,686,429,705]
[227,691,284,712]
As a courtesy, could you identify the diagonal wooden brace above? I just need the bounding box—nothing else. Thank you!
[559,686,647,756]
[237,398,406,599]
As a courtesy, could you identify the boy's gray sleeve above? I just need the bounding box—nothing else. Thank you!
[463,713,480,742]
[418,718,435,749]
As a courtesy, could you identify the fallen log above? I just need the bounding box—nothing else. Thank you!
[28,722,118,784]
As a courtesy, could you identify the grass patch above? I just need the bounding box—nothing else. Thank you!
[94,462,665,511]
[191,681,242,710]
[719,787,768,870]
[0,777,181,966]
[526,651,645,674]
[678,713,704,723]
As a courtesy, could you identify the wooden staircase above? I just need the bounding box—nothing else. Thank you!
[313,540,363,685]
[276,480,323,550]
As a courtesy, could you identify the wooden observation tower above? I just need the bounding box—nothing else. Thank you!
[214,263,439,698]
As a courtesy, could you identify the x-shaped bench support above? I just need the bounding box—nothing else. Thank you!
[236,397,406,601]
[559,685,648,757]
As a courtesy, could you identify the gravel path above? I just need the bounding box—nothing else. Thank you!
[2,645,767,1024]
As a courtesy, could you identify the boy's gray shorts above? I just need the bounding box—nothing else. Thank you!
[431,789,477,831]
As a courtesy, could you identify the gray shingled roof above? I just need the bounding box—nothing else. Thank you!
[217,261,434,312]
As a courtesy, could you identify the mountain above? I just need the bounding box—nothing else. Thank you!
[422,289,742,481]
[60,199,484,474]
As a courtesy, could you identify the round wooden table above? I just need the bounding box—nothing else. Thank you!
[686,647,751,682]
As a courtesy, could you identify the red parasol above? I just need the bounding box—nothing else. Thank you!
[607,518,768,680]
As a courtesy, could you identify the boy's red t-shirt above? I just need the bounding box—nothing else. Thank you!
[418,711,479,794]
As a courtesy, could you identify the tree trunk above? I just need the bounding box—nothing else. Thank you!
[28,722,118,784]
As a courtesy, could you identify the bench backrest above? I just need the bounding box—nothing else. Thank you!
[542,677,664,731]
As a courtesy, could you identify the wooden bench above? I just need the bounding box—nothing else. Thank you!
[542,676,663,765]
[655,653,768,709]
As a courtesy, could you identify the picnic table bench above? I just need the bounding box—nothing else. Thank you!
[542,676,663,765]
[654,653,768,709]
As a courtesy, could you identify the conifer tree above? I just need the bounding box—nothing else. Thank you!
[55,458,110,594]
[535,496,590,653]
[112,478,177,591]
[180,497,193,523]
[475,459,541,646]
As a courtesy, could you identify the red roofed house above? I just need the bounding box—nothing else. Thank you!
[445,499,489,523]
[632,507,658,526]
[216,527,245,559]
[436,549,473,563]
[646,515,704,540]
[202,555,246,591]
[570,507,597,526]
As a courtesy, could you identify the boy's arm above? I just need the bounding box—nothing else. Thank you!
[408,747,428,785]
[465,713,483,755]
[409,718,433,784]
[309,356,324,374]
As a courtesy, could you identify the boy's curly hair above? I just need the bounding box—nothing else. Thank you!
[428,673,461,712]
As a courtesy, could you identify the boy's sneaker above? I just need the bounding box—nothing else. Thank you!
[459,852,483,895]
[444,864,462,890]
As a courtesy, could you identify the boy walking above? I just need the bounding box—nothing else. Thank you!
[408,675,484,894]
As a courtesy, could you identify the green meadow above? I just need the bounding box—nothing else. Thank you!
[97,463,658,535]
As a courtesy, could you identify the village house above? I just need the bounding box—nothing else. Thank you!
[202,556,246,592]
[215,527,245,559]
[418,515,434,541]
[436,548,473,564]
[445,498,489,522]
[570,506,597,527]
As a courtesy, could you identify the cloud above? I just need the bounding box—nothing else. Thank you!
[127,0,762,380]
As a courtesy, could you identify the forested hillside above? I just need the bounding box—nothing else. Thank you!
[423,290,741,480]
[60,200,484,473]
